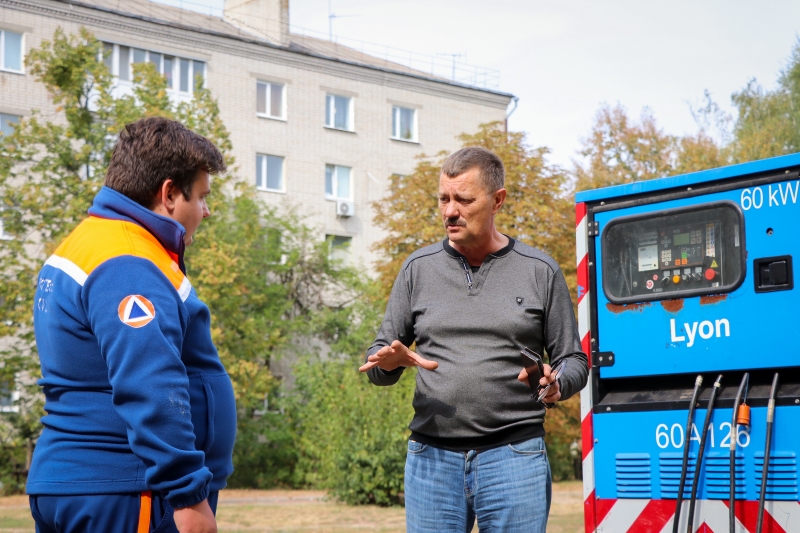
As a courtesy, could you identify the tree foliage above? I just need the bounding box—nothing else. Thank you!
[730,43,800,163]
[0,27,364,491]
[573,105,726,192]
[575,40,800,193]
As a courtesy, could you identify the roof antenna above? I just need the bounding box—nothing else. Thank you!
[436,52,464,81]
[328,0,359,41]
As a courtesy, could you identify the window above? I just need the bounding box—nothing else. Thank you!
[149,51,162,72]
[256,81,285,119]
[179,58,190,92]
[256,154,284,192]
[325,94,353,131]
[0,30,23,72]
[118,45,130,81]
[100,43,204,94]
[0,113,18,137]
[163,56,174,89]
[392,106,417,142]
[0,379,19,413]
[103,42,113,71]
[0,204,10,240]
[325,164,352,200]
[132,48,147,64]
[327,235,352,266]
[194,61,205,88]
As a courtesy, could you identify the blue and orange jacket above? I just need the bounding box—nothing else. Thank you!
[27,186,236,508]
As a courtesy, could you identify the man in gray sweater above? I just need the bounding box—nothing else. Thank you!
[359,146,588,533]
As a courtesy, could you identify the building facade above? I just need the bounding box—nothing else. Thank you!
[0,0,514,269]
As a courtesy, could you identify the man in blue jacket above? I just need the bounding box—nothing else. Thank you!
[27,117,237,533]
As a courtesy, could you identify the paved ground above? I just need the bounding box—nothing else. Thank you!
[0,481,584,532]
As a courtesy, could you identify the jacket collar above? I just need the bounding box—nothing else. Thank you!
[88,186,187,273]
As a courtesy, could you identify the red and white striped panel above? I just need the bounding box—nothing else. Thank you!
[594,498,800,533]
[576,202,596,533]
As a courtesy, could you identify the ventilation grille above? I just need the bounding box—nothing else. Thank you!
[704,452,746,498]
[616,453,652,498]
[755,451,798,501]
[659,452,696,498]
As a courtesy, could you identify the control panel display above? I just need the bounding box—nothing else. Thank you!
[602,202,745,303]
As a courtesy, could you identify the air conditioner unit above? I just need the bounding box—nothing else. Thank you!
[336,200,354,217]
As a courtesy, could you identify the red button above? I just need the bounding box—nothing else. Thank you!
[704,269,717,281]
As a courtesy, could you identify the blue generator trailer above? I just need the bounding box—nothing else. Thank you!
[576,153,800,533]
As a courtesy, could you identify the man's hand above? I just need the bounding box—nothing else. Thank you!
[358,340,439,373]
[173,499,217,533]
[518,363,561,404]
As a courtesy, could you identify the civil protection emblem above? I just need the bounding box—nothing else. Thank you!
[117,295,156,328]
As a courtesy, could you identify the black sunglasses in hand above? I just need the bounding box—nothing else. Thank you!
[536,359,567,405]
[520,347,567,408]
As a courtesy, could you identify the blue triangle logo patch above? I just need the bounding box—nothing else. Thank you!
[117,295,156,328]
[128,301,149,320]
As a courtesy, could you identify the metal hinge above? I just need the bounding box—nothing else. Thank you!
[588,220,599,237]
[593,351,615,367]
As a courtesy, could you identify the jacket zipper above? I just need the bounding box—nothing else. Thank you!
[459,257,473,290]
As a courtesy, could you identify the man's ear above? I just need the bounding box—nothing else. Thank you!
[493,188,507,214]
[152,179,177,216]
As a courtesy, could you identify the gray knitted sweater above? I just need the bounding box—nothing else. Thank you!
[366,238,588,450]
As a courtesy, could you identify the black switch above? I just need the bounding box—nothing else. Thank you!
[770,261,788,285]
[754,255,793,293]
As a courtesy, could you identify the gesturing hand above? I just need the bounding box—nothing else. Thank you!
[358,340,439,373]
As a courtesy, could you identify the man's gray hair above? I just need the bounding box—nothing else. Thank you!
[441,146,505,193]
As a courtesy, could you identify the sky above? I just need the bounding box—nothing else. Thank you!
[157,0,800,170]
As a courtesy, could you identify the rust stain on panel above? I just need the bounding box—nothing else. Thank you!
[700,294,727,305]
[606,302,651,314]
[660,299,684,313]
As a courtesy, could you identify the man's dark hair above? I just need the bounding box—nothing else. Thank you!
[105,117,226,207]
[441,146,505,193]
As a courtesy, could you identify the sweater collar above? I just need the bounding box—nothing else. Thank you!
[88,186,187,273]
[442,235,516,262]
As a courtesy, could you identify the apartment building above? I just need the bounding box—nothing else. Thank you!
[0,0,514,269]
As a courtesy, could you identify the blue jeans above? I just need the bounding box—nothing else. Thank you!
[405,436,551,533]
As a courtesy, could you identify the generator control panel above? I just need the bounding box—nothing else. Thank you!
[602,201,745,303]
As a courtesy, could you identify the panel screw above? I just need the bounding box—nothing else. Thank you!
[606,407,611,412]
[795,399,799,404]
[588,262,594,267]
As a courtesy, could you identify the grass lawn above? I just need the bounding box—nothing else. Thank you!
[0,481,583,532]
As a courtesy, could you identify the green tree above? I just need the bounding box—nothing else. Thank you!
[573,104,725,193]
[729,42,800,162]
[0,27,360,490]
[290,284,416,505]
